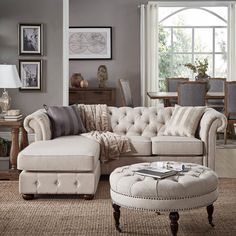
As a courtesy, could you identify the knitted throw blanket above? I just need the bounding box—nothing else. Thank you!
[78,104,109,132]
[77,104,131,162]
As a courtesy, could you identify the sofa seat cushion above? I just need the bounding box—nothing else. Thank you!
[121,136,151,156]
[18,135,100,172]
[151,136,203,156]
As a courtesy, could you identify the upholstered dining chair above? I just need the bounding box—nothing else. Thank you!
[166,77,189,106]
[207,77,226,111]
[224,81,236,144]
[178,81,207,106]
[119,78,134,107]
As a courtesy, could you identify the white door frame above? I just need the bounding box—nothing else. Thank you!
[63,0,69,105]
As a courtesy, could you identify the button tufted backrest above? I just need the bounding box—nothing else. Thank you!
[108,106,173,138]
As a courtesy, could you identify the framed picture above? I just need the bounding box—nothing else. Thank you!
[69,27,112,60]
[19,23,43,55]
[19,60,42,90]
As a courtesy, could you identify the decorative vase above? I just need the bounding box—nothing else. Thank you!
[70,73,84,88]
[80,79,89,88]
[195,74,211,91]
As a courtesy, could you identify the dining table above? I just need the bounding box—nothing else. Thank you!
[147,91,225,107]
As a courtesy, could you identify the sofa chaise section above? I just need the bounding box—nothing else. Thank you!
[18,135,100,200]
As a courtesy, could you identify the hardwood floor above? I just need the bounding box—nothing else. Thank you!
[216,148,236,178]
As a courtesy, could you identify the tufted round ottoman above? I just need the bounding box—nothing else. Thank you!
[109,162,218,236]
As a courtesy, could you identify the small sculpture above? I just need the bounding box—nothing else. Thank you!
[70,73,84,88]
[97,65,108,88]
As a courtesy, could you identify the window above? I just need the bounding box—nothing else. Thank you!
[158,7,228,80]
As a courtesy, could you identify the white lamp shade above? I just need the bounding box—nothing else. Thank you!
[0,64,22,88]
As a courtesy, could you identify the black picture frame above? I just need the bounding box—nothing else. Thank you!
[19,60,42,91]
[18,23,43,55]
[69,26,112,60]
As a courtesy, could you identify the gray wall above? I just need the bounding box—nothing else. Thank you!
[69,0,140,106]
[0,0,64,115]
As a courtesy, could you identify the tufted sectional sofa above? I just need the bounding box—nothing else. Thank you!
[17,106,226,200]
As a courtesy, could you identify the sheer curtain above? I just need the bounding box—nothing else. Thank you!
[140,2,159,106]
[228,2,236,81]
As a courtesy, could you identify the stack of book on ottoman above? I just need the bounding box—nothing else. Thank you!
[135,162,191,179]
[135,166,177,179]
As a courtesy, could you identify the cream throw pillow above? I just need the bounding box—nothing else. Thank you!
[163,105,206,137]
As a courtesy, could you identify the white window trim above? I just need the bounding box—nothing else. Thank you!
[151,1,236,81]
[149,1,230,8]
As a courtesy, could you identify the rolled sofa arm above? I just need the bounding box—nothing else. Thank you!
[24,109,52,141]
[198,108,227,170]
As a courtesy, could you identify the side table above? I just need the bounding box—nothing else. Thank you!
[0,119,28,179]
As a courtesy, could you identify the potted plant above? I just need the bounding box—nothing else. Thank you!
[184,58,210,90]
[184,58,209,79]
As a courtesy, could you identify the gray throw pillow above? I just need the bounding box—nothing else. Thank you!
[44,104,86,138]
[163,105,206,137]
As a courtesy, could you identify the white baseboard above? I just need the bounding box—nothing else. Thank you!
[0,131,35,143]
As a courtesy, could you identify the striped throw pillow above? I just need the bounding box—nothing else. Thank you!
[163,105,206,137]
[44,105,86,138]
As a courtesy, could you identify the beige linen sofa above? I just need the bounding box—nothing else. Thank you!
[17,106,226,200]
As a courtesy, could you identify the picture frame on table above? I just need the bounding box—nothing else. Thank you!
[18,23,43,55]
[69,27,112,60]
[19,60,42,91]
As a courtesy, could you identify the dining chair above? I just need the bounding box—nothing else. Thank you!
[178,81,207,106]
[207,77,226,112]
[166,77,189,106]
[119,78,134,107]
[224,81,236,144]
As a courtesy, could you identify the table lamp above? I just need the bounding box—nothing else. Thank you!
[0,65,22,114]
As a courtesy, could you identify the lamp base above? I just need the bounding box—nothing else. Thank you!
[0,89,11,114]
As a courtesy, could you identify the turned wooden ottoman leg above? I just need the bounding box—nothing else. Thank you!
[207,204,214,227]
[112,203,121,232]
[169,212,179,236]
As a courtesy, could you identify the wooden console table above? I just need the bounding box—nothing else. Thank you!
[69,87,116,106]
[0,119,28,172]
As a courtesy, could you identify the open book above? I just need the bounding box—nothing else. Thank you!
[135,167,177,179]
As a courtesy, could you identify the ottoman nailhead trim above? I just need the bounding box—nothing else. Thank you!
[111,199,217,212]
[110,187,218,201]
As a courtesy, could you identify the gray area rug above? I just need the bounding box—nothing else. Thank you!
[0,179,236,236]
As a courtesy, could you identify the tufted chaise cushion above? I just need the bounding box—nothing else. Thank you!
[108,106,172,138]
[18,135,100,172]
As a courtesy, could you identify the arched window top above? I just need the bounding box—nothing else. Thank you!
[159,7,227,26]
